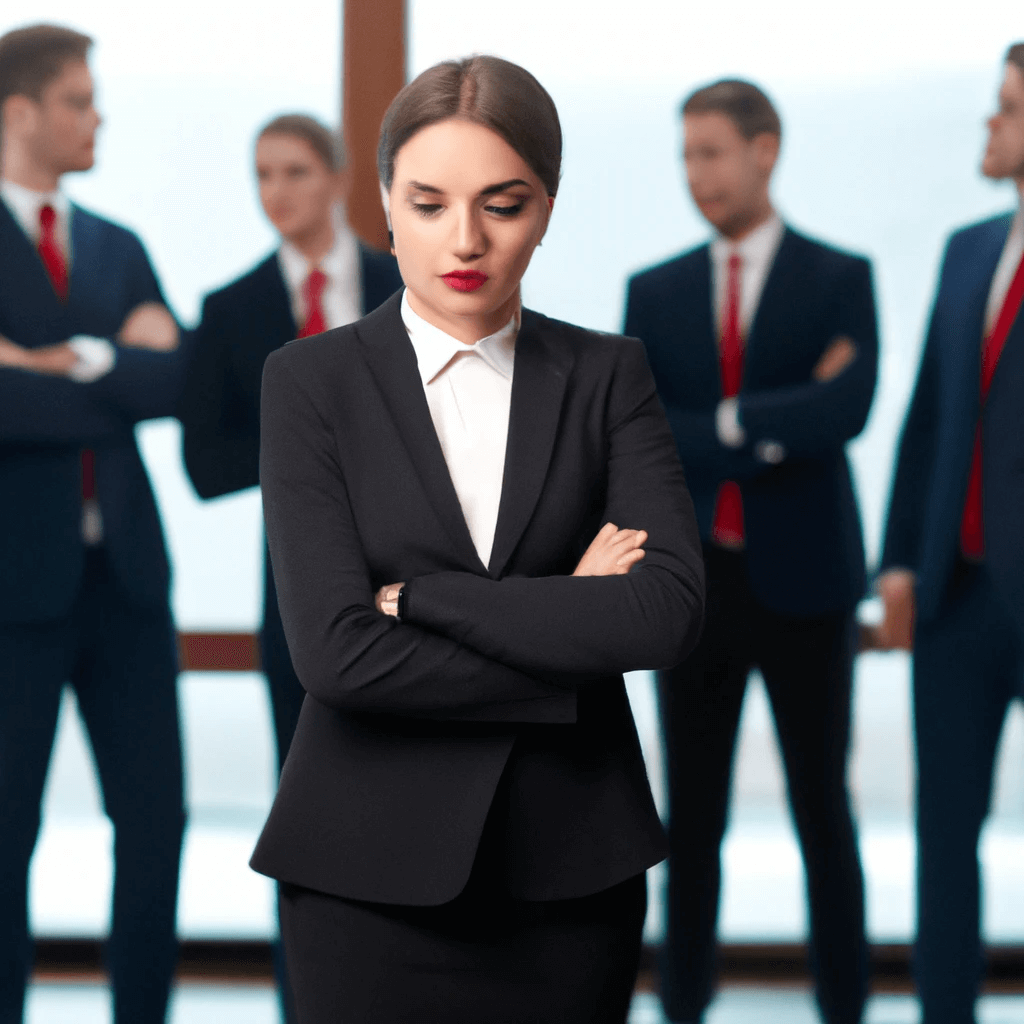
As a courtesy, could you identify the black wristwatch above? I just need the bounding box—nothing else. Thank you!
[396,585,407,622]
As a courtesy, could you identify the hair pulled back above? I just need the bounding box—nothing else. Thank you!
[378,55,562,198]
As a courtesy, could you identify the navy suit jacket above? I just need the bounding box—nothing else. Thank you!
[624,226,878,617]
[0,198,187,624]
[881,212,1024,631]
[179,245,402,501]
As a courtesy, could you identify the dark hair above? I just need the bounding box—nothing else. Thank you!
[0,23,92,113]
[257,113,346,172]
[378,55,561,198]
[1008,43,1024,76]
[681,78,782,141]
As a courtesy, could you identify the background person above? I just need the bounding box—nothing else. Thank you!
[876,42,1024,1024]
[250,55,704,1024]
[178,111,400,1023]
[0,23,187,1024]
[624,79,877,1024]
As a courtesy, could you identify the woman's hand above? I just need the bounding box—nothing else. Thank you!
[573,522,647,577]
[375,582,405,617]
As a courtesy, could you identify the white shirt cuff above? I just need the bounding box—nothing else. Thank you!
[715,397,746,448]
[67,336,117,383]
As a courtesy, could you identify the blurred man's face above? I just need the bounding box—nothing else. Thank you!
[683,112,777,239]
[16,59,100,177]
[255,133,344,245]
[982,63,1024,182]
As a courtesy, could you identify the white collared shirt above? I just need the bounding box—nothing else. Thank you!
[401,290,517,568]
[0,178,72,256]
[985,185,1024,332]
[710,212,786,338]
[277,206,363,333]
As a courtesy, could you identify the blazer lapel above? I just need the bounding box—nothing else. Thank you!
[487,310,573,579]
[690,247,723,398]
[260,254,298,340]
[743,227,800,382]
[357,294,485,571]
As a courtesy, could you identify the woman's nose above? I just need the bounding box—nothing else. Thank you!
[451,207,485,261]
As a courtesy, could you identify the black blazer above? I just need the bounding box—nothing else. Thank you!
[249,291,705,906]
[882,212,1024,631]
[0,198,187,624]
[624,227,878,617]
[180,244,402,499]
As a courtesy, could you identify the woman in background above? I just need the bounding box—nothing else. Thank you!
[250,55,704,1024]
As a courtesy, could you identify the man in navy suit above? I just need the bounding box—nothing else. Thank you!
[624,80,877,1024]
[178,112,401,1021]
[877,43,1024,1024]
[0,24,188,1024]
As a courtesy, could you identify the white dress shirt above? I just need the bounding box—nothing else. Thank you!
[401,290,517,568]
[984,185,1024,332]
[0,179,116,384]
[710,212,785,337]
[710,213,786,461]
[277,205,363,332]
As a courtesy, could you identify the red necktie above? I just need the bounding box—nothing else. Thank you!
[299,268,328,338]
[37,203,69,302]
[960,247,1024,560]
[713,252,745,547]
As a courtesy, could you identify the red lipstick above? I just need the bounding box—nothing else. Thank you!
[442,270,488,292]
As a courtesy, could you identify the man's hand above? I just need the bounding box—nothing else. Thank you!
[117,302,179,351]
[0,336,79,376]
[813,336,857,382]
[375,583,406,618]
[874,569,916,650]
[573,522,647,577]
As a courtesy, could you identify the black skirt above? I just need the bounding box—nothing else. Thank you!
[279,869,647,1024]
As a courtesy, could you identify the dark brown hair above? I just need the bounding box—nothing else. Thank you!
[0,24,92,112]
[257,113,346,172]
[378,55,561,197]
[681,79,782,141]
[1008,43,1024,76]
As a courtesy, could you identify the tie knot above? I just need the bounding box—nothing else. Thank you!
[728,252,742,273]
[304,267,327,302]
[39,203,57,234]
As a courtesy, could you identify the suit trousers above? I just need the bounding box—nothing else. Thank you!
[657,544,868,1024]
[0,547,185,1024]
[259,548,304,1024]
[913,558,1023,1024]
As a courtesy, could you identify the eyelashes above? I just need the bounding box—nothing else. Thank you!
[409,201,526,219]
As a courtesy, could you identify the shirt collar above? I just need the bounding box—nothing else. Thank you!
[277,203,359,293]
[0,179,71,241]
[711,211,785,266]
[401,289,517,386]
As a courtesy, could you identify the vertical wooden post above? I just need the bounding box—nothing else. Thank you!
[343,0,406,252]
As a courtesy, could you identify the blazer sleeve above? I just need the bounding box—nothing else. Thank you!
[0,366,127,444]
[879,293,942,573]
[180,295,260,499]
[624,274,768,480]
[401,340,706,675]
[737,257,878,457]
[260,349,577,724]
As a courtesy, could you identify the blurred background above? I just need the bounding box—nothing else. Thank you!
[4,0,1024,1019]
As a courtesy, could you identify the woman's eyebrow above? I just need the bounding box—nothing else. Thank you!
[479,179,530,196]
[406,181,443,194]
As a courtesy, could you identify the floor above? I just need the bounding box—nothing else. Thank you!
[22,983,1024,1023]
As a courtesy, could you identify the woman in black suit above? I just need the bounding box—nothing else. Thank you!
[251,55,704,1024]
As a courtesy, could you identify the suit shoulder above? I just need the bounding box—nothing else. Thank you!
[627,245,708,291]
[946,211,1015,252]
[264,319,361,381]
[203,253,280,310]
[784,227,871,274]
[71,205,146,252]
[525,310,645,362]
